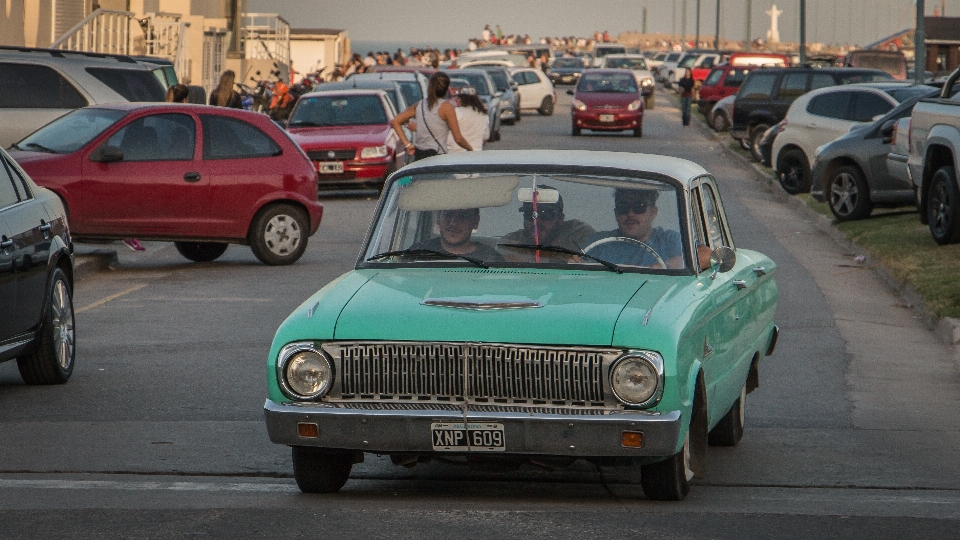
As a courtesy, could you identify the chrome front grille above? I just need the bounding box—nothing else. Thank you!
[307,149,356,161]
[325,342,618,407]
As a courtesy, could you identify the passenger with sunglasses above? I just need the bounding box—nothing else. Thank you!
[584,188,684,268]
[499,186,595,262]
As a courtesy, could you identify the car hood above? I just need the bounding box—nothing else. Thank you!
[287,124,391,147]
[6,149,68,165]
[576,93,640,107]
[328,269,675,346]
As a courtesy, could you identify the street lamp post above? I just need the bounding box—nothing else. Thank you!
[916,0,926,84]
[695,0,701,50]
[745,0,752,51]
[715,0,720,51]
[799,0,806,64]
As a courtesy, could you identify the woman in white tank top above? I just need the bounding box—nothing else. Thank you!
[390,72,473,161]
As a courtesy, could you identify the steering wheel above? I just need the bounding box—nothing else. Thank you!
[582,236,667,269]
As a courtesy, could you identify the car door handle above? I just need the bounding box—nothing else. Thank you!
[184,172,201,183]
[0,238,13,251]
[39,221,52,239]
[733,280,748,290]
[752,266,766,276]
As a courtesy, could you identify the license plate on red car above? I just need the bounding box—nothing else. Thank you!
[599,114,615,122]
[431,422,505,451]
[318,161,344,174]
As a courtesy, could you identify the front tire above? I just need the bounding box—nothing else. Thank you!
[17,267,74,385]
[828,165,873,221]
[749,124,770,162]
[633,124,643,137]
[928,166,960,244]
[711,111,730,132]
[641,432,692,501]
[292,447,353,493]
[249,204,309,265]
[538,95,554,116]
[708,384,745,446]
[174,241,229,262]
[777,148,811,194]
[572,125,581,136]
[644,93,655,110]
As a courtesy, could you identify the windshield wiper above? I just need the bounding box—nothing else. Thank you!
[366,248,488,268]
[24,142,57,153]
[497,243,623,274]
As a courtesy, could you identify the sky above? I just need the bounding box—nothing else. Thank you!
[247,0,960,48]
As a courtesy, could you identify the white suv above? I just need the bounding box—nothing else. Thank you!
[509,67,556,116]
[0,47,166,147]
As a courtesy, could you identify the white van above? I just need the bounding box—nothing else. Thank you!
[591,44,628,67]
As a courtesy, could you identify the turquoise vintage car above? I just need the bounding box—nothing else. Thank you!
[264,150,778,501]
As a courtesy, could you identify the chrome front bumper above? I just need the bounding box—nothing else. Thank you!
[264,399,682,456]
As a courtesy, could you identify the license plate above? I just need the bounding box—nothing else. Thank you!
[599,114,615,122]
[318,161,344,174]
[431,422,505,451]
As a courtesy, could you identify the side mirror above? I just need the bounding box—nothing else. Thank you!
[494,91,503,98]
[709,246,736,279]
[566,89,574,95]
[89,144,123,163]
[879,118,897,143]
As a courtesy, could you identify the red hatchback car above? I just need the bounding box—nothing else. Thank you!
[286,89,406,191]
[9,103,322,265]
[568,69,644,137]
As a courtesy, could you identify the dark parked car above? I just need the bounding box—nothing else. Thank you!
[548,56,587,86]
[9,103,323,266]
[0,146,75,384]
[477,65,521,126]
[730,67,894,155]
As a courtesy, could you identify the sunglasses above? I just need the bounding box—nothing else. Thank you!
[521,206,562,220]
[614,201,651,215]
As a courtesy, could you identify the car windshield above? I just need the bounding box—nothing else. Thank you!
[594,47,626,57]
[288,95,388,127]
[606,58,647,70]
[577,73,638,93]
[885,85,938,103]
[15,107,126,153]
[485,70,510,92]
[362,170,688,273]
[454,73,491,95]
[704,69,723,86]
[553,58,583,69]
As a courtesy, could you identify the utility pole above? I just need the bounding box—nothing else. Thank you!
[714,0,720,50]
[745,0,752,51]
[916,0,926,84]
[672,0,677,45]
[682,0,688,47]
[695,0,701,50]
[799,0,807,64]
[642,6,647,35]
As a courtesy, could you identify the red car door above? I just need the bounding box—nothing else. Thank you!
[80,112,207,236]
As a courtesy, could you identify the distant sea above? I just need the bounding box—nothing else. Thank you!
[350,40,468,56]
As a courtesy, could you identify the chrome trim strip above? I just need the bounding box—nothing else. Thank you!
[420,299,544,310]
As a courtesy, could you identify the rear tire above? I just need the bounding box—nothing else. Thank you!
[633,125,643,137]
[292,447,352,493]
[641,432,692,501]
[174,241,229,262]
[828,165,873,221]
[928,166,960,244]
[17,267,74,385]
[708,384,745,446]
[249,203,309,266]
[776,148,811,194]
[749,124,770,163]
[572,125,581,136]
[538,95,554,116]
[711,111,730,132]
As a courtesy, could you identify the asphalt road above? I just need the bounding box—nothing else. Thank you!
[1,87,958,539]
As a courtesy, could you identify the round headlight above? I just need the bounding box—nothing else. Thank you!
[282,348,333,399]
[611,355,660,405]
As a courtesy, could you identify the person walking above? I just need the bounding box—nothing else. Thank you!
[677,68,695,127]
[209,70,242,108]
[390,72,473,161]
[446,87,488,154]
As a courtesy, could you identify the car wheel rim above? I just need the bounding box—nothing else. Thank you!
[830,173,857,216]
[52,279,75,370]
[781,160,800,190]
[930,180,953,235]
[682,431,693,481]
[263,214,302,256]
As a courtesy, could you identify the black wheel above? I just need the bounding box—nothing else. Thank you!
[776,148,811,194]
[641,433,692,501]
[174,241,229,262]
[292,447,353,493]
[708,384,745,446]
[17,267,74,385]
[749,124,770,162]
[738,137,751,151]
[633,124,643,137]
[828,165,873,221]
[711,111,730,132]
[572,125,581,136]
[248,203,309,265]
[538,95,554,116]
[644,93,655,110]
[928,166,960,245]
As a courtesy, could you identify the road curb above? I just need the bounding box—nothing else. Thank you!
[73,249,117,281]
[705,120,960,349]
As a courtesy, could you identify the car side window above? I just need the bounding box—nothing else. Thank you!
[200,115,281,160]
[699,183,728,248]
[704,69,723,86]
[0,62,88,109]
[809,73,835,91]
[850,92,893,122]
[106,113,196,161]
[777,73,809,100]
[738,73,777,99]
[0,158,22,209]
[689,187,708,248]
[725,69,750,86]
[807,92,853,119]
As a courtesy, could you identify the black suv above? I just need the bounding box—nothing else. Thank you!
[0,147,75,384]
[730,67,893,153]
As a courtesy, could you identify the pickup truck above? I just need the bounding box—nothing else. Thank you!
[906,67,960,244]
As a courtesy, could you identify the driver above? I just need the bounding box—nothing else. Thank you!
[415,208,504,261]
[499,186,595,262]
[584,188,684,268]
